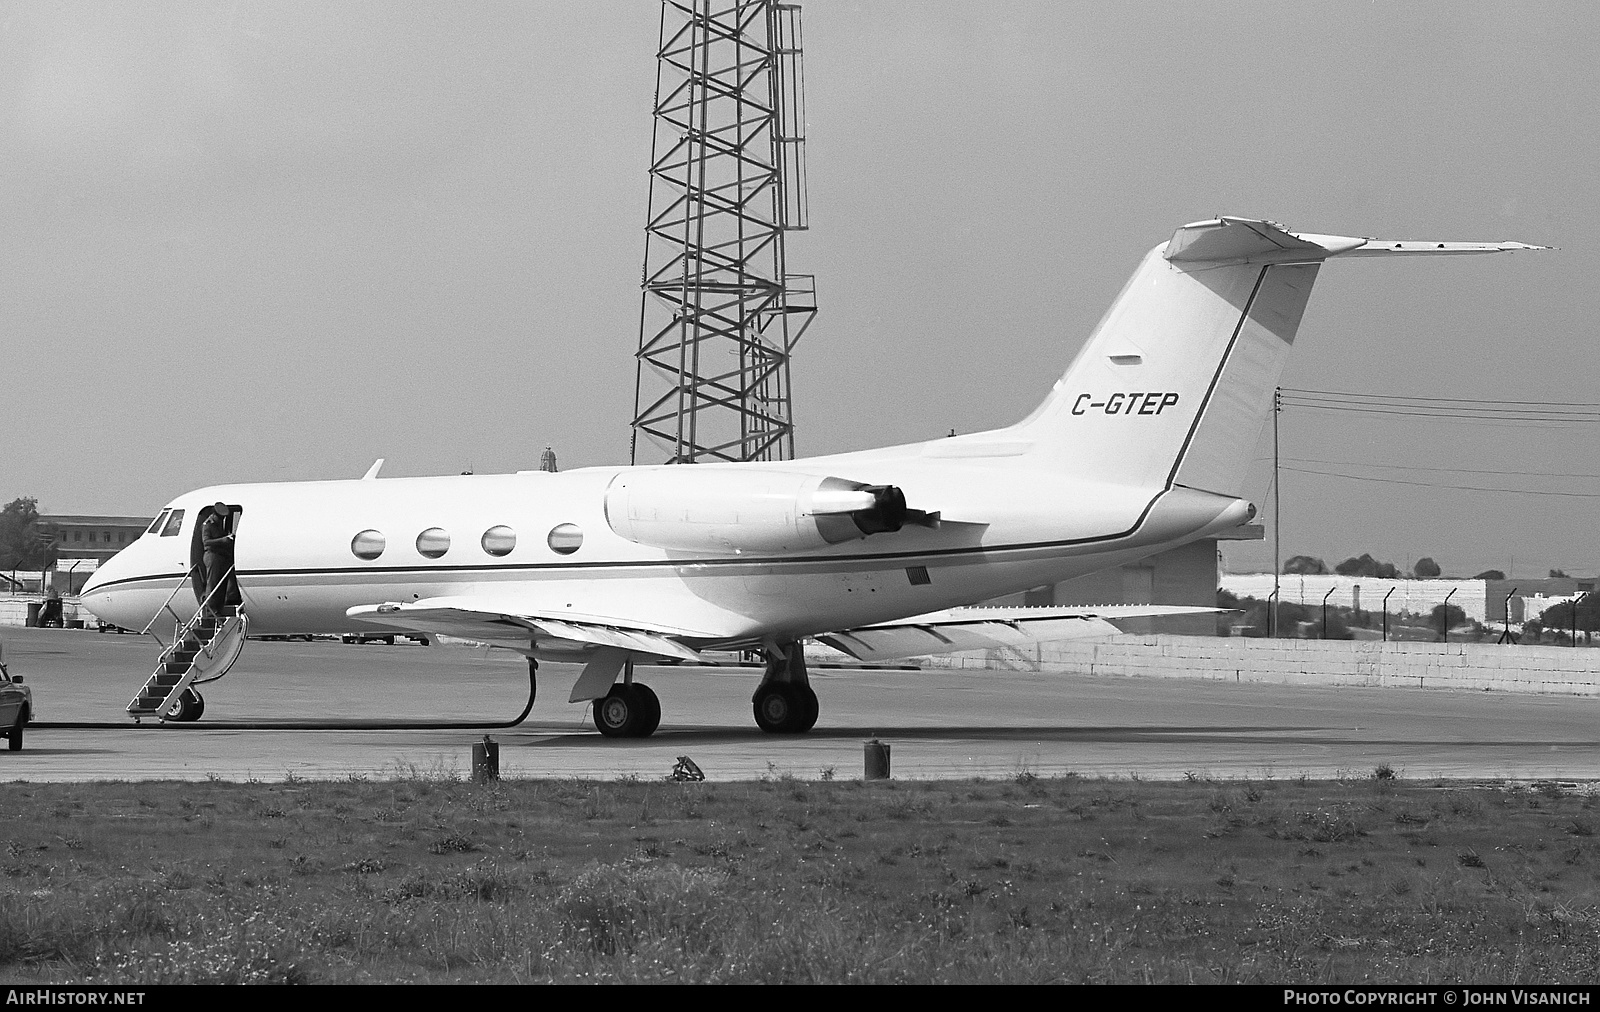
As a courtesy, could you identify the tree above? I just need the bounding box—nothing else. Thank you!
[1283,555,1328,575]
[1550,569,1570,579]
[1474,570,1506,581]
[1430,602,1466,639]
[1335,553,1401,579]
[0,498,56,572]
[1539,596,1600,636]
[1412,557,1442,579]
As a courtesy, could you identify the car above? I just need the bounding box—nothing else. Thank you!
[0,643,33,752]
[341,633,430,646]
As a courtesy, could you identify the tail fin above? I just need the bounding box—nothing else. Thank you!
[1008,217,1544,495]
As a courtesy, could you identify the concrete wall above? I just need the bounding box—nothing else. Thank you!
[1223,575,1489,622]
[923,634,1600,696]
[0,597,89,628]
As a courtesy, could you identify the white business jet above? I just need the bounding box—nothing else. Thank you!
[81,217,1543,736]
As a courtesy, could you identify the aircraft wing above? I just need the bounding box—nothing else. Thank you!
[345,598,707,661]
[815,604,1219,662]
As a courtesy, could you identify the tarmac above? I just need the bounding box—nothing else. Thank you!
[5,625,1600,783]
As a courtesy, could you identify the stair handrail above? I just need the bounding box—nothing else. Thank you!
[138,570,196,650]
[139,566,238,655]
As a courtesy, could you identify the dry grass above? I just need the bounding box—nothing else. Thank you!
[3,774,1600,983]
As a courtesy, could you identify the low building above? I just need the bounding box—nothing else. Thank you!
[37,515,154,596]
[39,515,154,563]
[1486,577,1597,625]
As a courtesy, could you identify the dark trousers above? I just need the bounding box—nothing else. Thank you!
[203,552,233,613]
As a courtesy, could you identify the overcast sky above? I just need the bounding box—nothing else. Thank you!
[2,1,1595,579]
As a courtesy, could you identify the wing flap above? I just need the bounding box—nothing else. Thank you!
[817,604,1221,662]
[819,616,1120,661]
[347,600,704,661]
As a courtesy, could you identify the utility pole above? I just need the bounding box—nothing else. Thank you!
[1272,386,1281,638]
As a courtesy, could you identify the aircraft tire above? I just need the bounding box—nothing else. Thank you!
[7,722,20,751]
[752,684,810,734]
[796,686,819,733]
[594,686,642,738]
[165,689,204,723]
[631,684,661,737]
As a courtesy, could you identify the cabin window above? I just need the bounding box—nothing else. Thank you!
[147,511,169,535]
[351,530,386,561]
[547,523,582,555]
[481,526,516,557]
[416,528,451,559]
[160,510,185,537]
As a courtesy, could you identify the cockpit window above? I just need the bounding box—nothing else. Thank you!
[146,510,170,535]
[159,509,186,537]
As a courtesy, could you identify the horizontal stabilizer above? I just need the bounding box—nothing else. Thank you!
[816,604,1220,663]
[1166,216,1548,266]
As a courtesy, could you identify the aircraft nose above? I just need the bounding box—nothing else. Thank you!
[78,550,141,629]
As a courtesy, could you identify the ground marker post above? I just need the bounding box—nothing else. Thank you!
[864,739,890,780]
[472,735,499,783]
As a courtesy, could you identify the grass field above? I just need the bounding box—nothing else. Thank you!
[3,772,1599,984]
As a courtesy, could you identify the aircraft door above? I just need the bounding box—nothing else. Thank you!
[190,505,243,611]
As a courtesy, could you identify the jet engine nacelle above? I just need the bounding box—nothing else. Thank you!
[604,469,911,555]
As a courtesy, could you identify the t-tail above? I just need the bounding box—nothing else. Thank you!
[1007,216,1545,497]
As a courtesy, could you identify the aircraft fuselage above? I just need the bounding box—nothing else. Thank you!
[82,448,1250,652]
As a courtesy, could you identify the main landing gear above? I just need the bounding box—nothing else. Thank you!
[587,654,661,738]
[577,642,818,739]
[593,683,661,738]
[752,640,818,735]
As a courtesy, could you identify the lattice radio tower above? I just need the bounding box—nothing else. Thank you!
[631,1,816,464]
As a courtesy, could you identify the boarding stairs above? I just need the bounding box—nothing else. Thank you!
[127,569,247,722]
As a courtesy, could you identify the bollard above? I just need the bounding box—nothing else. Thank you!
[864,739,890,780]
[472,735,499,783]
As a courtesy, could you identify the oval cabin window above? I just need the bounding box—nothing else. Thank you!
[547,523,583,555]
[416,528,451,559]
[481,525,516,557]
[351,530,386,561]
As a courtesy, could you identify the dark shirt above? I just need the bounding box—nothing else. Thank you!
[201,513,233,555]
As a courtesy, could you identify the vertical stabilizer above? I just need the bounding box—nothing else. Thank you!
[1010,217,1544,497]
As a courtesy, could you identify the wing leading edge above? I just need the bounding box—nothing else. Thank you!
[350,598,1221,666]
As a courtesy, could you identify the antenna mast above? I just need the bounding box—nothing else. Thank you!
[631,1,816,464]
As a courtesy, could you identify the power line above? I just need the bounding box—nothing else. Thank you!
[1284,457,1600,481]
[1282,465,1600,498]
[1279,387,1600,409]
[1278,401,1600,424]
